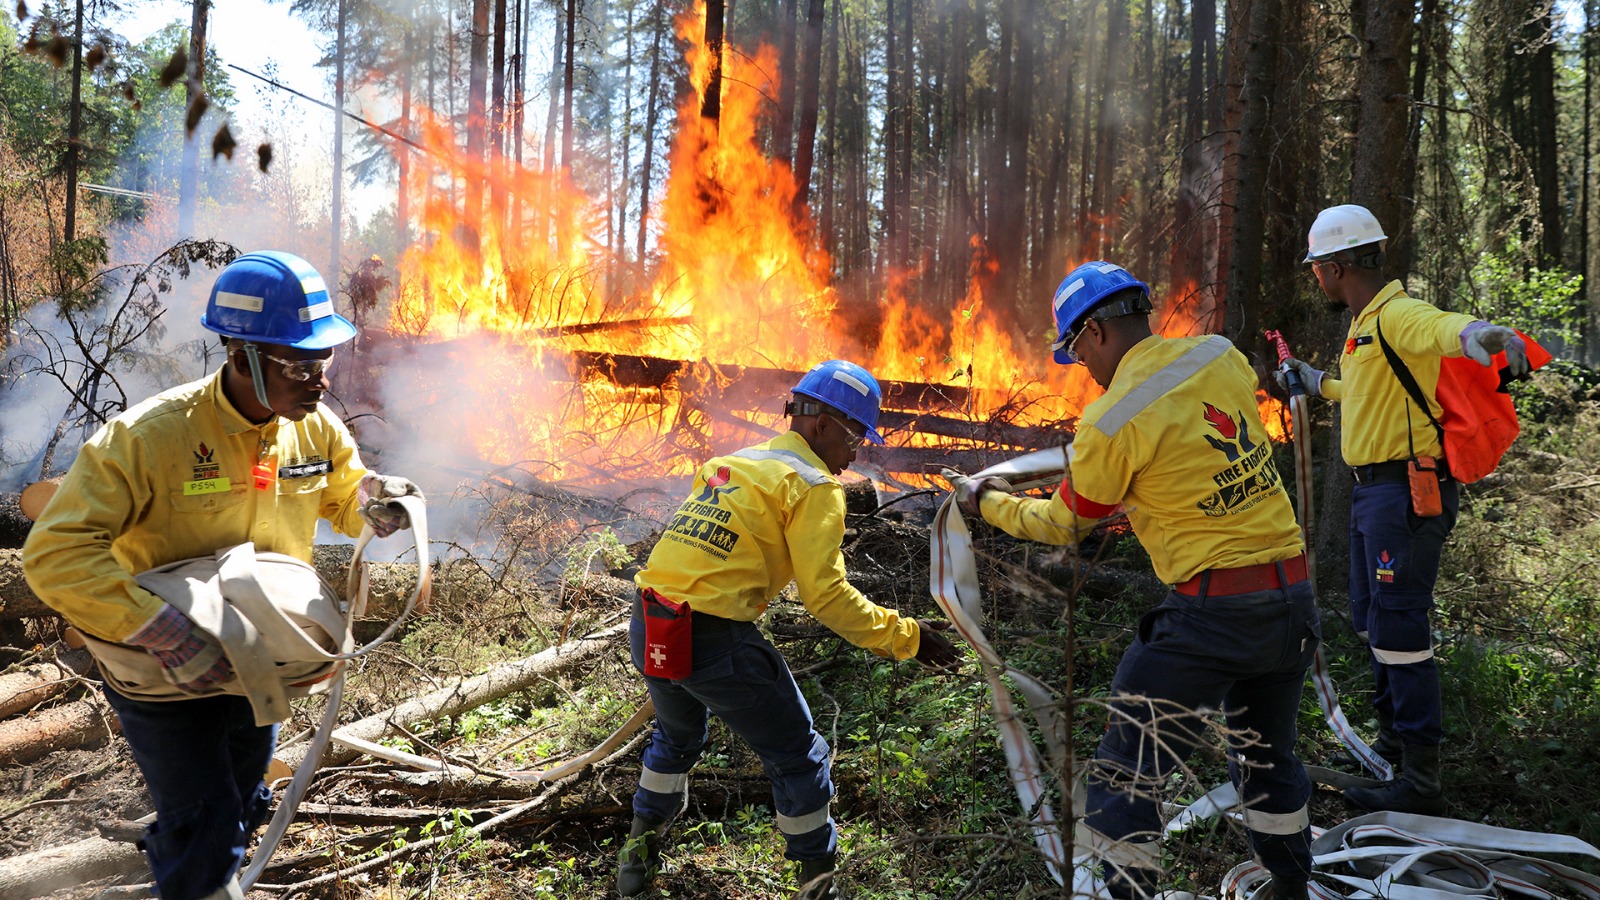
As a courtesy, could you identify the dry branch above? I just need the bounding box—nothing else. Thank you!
[277,619,629,772]
[0,645,94,718]
[0,836,147,896]
[0,693,114,766]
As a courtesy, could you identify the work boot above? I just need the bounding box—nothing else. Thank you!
[616,816,666,897]
[1330,712,1401,770]
[795,853,840,900]
[1344,744,1445,816]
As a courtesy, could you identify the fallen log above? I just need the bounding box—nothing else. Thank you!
[875,410,1074,449]
[0,548,50,620]
[278,619,630,771]
[0,645,94,719]
[0,693,114,767]
[292,801,496,827]
[0,835,148,897]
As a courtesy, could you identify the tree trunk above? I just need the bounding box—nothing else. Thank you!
[0,837,147,898]
[1585,0,1597,364]
[491,0,509,239]
[791,0,826,218]
[819,0,841,257]
[617,1,636,269]
[638,0,666,262]
[398,25,414,253]
[1222,0,1283,342]
[177,0,209,239]
[1529,4,1561,266]
[1350,0,1415,280]
[465,0,490,252]
[330,0,345,276]
[63,0,85,244]
[896,0,913,269]
[702,0,726,124]
[774,0,798,168]
[884,0,900,270]
[0,694,112,767]
[1090,0,1127,260]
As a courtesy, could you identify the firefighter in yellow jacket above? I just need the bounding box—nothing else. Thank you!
[1278,204,1531,815]
[616,360,961,900]
[956,262,1318,900]
[23,252,419,900]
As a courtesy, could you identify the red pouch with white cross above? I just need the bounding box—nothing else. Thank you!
[642,588,693,679]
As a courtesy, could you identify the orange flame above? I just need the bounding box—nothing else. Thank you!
[378,3,1286,484]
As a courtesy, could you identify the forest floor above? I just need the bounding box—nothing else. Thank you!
[4,363,1600,899]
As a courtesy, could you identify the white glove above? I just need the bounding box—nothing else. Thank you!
[1461,321,1530,377]
[1271,358,1324,398]
[358,473,423,537]
[942,469,1012,520]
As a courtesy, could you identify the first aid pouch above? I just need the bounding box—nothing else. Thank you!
[641,588,693,679]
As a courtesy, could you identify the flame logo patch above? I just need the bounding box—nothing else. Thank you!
[693,465,740,504]
[1376,550,1396,583]
[193,442,215,464]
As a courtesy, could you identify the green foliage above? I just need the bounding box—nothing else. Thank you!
[1465,251,1583,343]
[562,526,634,585]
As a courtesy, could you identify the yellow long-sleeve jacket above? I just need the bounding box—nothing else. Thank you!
[1316,281,1476,466]
[979,334,1304,586]
[636,431,921,660]
[23,370,369,643]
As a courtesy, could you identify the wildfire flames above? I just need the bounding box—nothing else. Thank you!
[385,2,1284,484]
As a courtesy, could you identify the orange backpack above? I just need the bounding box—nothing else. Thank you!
[1376,323,1553,484]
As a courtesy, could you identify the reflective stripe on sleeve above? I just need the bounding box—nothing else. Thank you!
[730,448,832,486]
[1243,804,1310,835]
[776,802,832,835]
[1094,336,1231,437]
[639,766,689,795]
[1372,645,1435,665]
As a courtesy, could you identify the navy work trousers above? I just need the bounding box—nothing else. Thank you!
[1348,478,1459,746]
[102,686,276,899]
[1084,577,1320,885]
[628,609,835,861]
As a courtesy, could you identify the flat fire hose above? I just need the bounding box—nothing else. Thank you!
[1265,330,1393,788]
[931,444,1400,891]
[239,494,432,890]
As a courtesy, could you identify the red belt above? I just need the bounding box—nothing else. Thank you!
[1173,554,1308,597]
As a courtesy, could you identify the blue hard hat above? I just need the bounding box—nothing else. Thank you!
[201,251,357,349]
[791,359,885,445]
[1049,261,1150,364]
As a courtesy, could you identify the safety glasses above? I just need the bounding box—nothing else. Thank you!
[259,351,335,382]
[825,413,867,452]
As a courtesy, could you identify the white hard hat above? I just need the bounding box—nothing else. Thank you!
[1304,204,1388,262]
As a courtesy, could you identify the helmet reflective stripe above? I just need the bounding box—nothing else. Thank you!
[1052,277,1085,312]
[215,291,264,312]
[300,300,335,321]
[830,369,870,397]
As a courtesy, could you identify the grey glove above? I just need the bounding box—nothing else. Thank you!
[358,473,424,538]
[943,469,1012,519]
[1272,358,1324,398]
[1461,321,1530,377]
